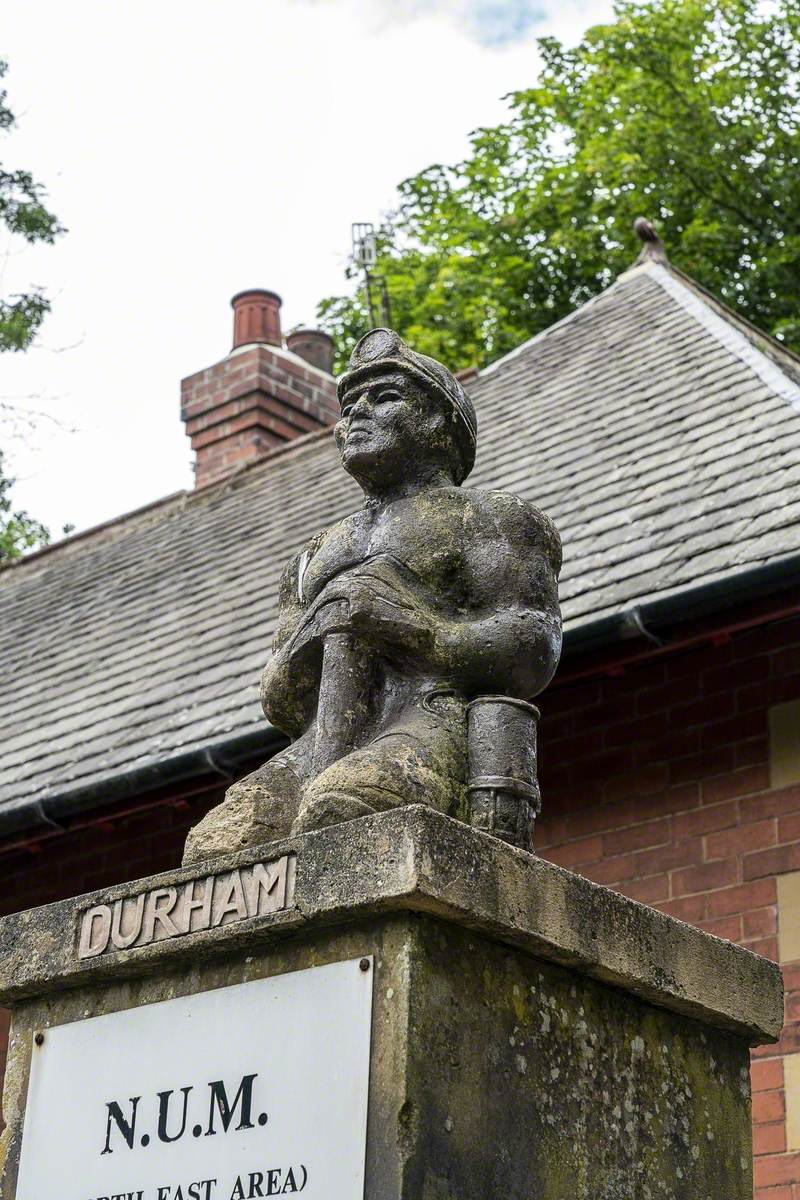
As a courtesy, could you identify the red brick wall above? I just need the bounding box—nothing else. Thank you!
[1,611,799,1191]
[536,612,800,1198]
[181,345,338,487]
[0,786,225,921]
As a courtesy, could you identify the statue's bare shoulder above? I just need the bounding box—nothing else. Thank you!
[438,486,562,579]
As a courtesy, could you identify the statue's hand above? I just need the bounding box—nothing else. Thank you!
[317,557,438,655]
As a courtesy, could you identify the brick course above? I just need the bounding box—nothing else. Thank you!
[181,345,338,487]
[535,608,800,1195]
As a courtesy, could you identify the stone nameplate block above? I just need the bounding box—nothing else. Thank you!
[0,809,782,1043]
[78,855,296,959]
[16,957,373,1200]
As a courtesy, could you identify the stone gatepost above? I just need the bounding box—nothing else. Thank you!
[0,806,783,1199]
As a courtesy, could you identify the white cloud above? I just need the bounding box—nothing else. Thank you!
[1,0,612,537]
[303,0,547,47]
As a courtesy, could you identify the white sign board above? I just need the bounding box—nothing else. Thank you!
[16,958,373,1200]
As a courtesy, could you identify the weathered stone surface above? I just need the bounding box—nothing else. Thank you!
[76,855,295,958]
[0,907,759,1199]
[185,328,563,863]
[0,806,782,1044]
[402,917,754,1199]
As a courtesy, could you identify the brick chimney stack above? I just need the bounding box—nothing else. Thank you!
[181,291,339,489]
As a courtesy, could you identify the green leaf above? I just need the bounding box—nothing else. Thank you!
[0,451,50,562]
[317,0,800,371]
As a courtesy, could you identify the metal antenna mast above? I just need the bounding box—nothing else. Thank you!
[351,222,392,329]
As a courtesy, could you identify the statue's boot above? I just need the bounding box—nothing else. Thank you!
[183,734,313,865]
[292,692,468,835]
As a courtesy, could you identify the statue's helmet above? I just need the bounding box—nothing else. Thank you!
[337,328,477,484]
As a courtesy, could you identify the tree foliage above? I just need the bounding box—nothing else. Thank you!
[0,58,64,560]
[318,0,800,373]
[0,451,49,561]
[0,59,63,352]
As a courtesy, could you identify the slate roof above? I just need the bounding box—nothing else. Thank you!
[3,255,800,829]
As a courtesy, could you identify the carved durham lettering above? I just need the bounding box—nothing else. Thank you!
[180,875,214,933]
[212,870,248,927]
[77,855,295,959]
[79,904,112,958]
[244,859,290,916]
[110,893,145,950]
[142,887,180,942]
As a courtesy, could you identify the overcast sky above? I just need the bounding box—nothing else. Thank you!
[2,0,612,537]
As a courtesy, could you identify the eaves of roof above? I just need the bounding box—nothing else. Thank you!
[3,545,798,842]
[3,257,800,838]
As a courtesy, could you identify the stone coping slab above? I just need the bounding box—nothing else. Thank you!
[0,805,783,1044]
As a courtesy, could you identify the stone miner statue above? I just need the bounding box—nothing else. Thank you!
[184,329,562,865]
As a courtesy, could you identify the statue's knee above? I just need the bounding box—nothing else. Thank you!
[182,753,306,866]
[224,753,302,807]
[182,788,274,866]
[291,788,374,835]
[364,706,468,815]
[291,717,467,837]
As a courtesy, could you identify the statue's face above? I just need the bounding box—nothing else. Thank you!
[335,371,450,488]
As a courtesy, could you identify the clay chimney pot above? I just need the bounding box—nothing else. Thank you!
[286,328,335,375]
[231,289,282,349]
